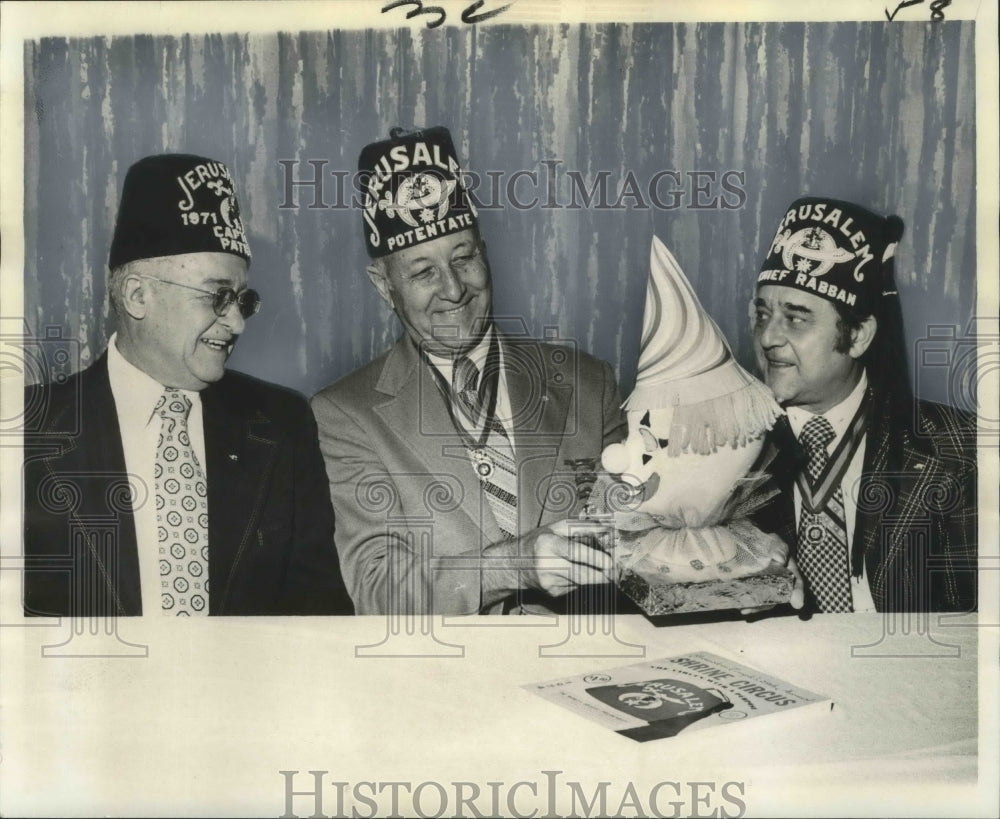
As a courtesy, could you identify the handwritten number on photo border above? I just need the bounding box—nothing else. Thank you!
[885,0,950,21]
[461,1,514,25]
[929,0,951,21]
[382,1,447,30]
[382,0,514,29]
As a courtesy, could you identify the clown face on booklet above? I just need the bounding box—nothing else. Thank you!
[524,652,829,743]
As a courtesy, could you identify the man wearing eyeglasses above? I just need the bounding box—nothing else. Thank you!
[23,153,353,617]
[311,127,627,615]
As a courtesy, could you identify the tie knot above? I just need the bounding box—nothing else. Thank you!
[800,415,835,455]
[453,355,479,395]
[155,388,192,422]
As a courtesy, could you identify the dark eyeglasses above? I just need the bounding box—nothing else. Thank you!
[140,276,262,318]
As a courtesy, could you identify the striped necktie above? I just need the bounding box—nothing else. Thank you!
[154,389,210,615]
[452,355,518,538]
[796,415,852,613]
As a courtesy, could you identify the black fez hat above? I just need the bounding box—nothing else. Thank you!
[357,126,478,258]
[755,196,905,317]
[108,153,251,270]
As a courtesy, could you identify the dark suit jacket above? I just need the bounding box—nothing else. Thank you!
[23,353,353,616]
[311,334,627,615]
[753,393,977,613]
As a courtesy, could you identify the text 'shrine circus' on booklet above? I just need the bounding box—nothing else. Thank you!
[524,652,830,743]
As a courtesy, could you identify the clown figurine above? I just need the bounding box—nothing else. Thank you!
[595,236,795,614]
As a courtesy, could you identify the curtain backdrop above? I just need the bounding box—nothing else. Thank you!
[24,22,976,404]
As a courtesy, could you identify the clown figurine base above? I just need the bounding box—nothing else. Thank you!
[593,236,794,616]
[586,474,796,616]
[616,551,794,616]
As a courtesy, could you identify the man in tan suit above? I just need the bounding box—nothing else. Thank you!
[312,126,626,615]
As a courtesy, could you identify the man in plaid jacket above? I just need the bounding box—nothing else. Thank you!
[749,197,977,613]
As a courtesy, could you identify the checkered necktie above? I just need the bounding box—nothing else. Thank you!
[453,356,518,538]
[797,415,852,613]
[154,389,209,615]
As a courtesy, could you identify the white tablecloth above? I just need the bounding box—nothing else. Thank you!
[0,611,995,817]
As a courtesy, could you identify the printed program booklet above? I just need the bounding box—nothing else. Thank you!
[524,651,830,742]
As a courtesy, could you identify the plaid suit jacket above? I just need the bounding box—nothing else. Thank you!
[753,393,977,613]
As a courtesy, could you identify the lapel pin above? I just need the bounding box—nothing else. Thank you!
[228,454,239,461]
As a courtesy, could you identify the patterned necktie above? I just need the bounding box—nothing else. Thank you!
[796,415,853,613]
[154,389,209,615]
[453,356,518,538]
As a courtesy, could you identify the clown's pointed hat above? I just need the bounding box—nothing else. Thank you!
[624,236,782,455]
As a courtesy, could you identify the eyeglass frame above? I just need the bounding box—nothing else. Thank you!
[138,274,262,319]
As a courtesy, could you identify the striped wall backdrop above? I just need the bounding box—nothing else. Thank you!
[24,22,976,405]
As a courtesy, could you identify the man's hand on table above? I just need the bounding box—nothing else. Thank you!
[480,519,615,608]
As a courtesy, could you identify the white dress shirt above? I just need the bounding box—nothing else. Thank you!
[107,334,207,614]
[785,372,875,612]
[425,328,516,450]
